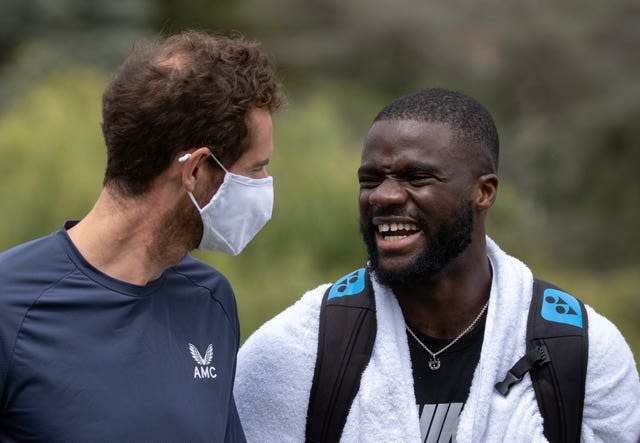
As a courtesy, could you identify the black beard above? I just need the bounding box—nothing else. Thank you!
[360,201,475,289]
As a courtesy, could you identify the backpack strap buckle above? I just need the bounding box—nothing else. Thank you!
[495,344,551,396]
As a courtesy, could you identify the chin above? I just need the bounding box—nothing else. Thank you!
[368,250,424,287]
[375,254,417,275]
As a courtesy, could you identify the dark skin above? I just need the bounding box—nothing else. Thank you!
[358,120,498,339]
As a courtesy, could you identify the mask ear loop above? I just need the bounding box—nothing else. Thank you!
[186,191,203,212]
[176,152,215,212]
[177,151,228,174]
[208,153,229,173]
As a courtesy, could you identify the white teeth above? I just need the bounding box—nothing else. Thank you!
[385,235,407,241]
[377,222,419,233]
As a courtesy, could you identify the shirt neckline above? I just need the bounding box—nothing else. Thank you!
[408,311,487,354]
[56,221,167,297]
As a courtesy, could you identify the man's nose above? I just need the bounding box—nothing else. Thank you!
[369,178,407,207]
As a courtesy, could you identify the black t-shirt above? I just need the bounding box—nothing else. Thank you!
[408,312,486,442]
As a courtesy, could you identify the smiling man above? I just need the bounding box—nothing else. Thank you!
[234,88,640,442]
[0,30,283,442]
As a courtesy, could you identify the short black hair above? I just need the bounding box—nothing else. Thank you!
[373,88,499,173]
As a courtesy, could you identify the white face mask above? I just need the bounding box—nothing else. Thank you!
[180,152,273,255]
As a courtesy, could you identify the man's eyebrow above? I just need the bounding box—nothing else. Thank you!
[255,158,270,167]
[400,163,442,175]
[357,163,442,176]
[357,165,381,176]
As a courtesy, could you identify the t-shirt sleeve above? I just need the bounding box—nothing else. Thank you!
[225,395,247,442]
[213,275,241,350]
[0,304,12,404]
[0,271,33,407]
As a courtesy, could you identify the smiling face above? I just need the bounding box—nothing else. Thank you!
[358,119,479,288]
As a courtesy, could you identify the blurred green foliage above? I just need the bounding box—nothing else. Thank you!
[0,68,106,243]
[0,67,637,369]
[0,0,638,368]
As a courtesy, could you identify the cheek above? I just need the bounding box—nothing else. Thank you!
[406,189,436,211]
[206,173,226,197]
[410,186,465,211]
[358,190,372,213]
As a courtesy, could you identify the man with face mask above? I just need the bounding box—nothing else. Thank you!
[0,30,283,442]
[233,88,640,442]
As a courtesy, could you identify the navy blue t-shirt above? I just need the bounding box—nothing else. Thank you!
[0,223,246,442]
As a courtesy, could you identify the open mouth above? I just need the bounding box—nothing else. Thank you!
[377,222,420,242]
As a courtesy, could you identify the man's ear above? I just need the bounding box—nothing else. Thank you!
[476,173,498,211]
[179,147,213,192]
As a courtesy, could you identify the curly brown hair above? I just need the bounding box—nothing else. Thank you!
[101,30,284,196]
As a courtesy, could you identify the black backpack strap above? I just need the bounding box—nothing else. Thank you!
[495,278,588,443]
[305,268,377,443]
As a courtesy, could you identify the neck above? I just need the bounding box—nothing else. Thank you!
[395,237,492,339]
[67,187,189,285]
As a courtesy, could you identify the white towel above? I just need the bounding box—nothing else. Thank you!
[235,237,640,442]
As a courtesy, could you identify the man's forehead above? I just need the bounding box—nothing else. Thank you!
[363,119,454,155]
[366,119,452,143]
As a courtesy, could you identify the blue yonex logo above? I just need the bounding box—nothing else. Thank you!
[328,268,366,299]
[541,288,583,328]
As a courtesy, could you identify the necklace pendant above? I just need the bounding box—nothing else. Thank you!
[428,357,441,371]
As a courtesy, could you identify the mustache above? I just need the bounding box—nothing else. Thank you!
[365,207,428,233]
[368,206,421,221]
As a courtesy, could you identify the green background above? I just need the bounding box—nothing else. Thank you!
[1,0,638,368]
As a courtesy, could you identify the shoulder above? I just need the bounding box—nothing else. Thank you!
[235,282,329,384]
[238,283,329,362]
[0,231,73,310]
[582,304,640,441]
[0,232,67,276]
[167,255,239,335]
[168,254,235,305]
[585,304,637,377]
[0,231,74,393]
[234,282,330,442]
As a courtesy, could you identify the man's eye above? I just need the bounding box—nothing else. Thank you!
[407,175,435,186]
[358,178,381,188]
